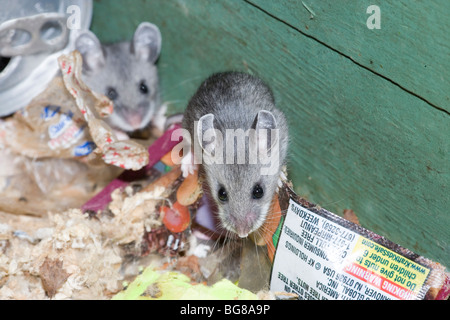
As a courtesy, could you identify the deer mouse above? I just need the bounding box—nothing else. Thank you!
[75,22,164,137]
[181,72,289,238]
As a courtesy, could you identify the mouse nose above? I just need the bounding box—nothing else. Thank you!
[120,107,144,130]
[236,228,248,239]
[236,227,249,238]
[234,213,258,238]
[127,112,144,130]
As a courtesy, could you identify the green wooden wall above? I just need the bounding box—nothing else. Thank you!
[91,0,449,267]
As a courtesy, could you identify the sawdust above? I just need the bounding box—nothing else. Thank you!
[105,186,165,245]
[0,185,165,300]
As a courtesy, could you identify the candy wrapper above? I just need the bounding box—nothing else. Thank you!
[0,76,92,159]
[268,182,450,300]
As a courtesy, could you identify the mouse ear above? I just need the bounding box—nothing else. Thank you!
[197,113,216,156]
[75,30,105,73]
[131,22,162,63]
[254,110,277,130]
[253,110,279,154]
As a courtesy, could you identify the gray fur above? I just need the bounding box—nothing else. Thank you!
[75,22,162,133]
[183,72,289,238]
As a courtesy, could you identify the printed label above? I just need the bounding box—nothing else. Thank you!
[48,123,85,150]
[73,141,96,157]
[270,199,430,300]
[41,105,61,121]
[48,110,74,139]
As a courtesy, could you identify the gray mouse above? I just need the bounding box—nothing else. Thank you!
[75,22,164,136]
[181,72,289,238]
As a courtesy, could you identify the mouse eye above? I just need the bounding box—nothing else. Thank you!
[252,184,264,200]
[139,80,149,94]
[218,187,228,202]
[106,87,118,101]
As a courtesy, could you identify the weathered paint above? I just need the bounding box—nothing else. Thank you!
[91,0,449,267]
[250,0,450,114]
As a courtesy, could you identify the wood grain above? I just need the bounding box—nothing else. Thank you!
[249,0,450,114]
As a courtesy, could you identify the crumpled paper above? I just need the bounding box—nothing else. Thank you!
[0,76,92,159]
[0,50,150,216]
[0,50,149,171]
[58,51,149,170]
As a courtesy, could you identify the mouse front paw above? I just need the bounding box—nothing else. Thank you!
[181,162,197,178]
[181,149,197,178]
[153,102,168,133]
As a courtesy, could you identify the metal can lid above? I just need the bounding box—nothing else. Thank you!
[0,0,93,117]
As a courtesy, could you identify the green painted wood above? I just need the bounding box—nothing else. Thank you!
[249,0,450,114]
[91,0,449,267]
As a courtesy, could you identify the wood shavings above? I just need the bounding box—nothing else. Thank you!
[39,258,69,298]
[0,210,125,299]
[105,187,165,245]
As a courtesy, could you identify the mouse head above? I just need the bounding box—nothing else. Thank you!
[197,111,282,238]
[75,22,162,133]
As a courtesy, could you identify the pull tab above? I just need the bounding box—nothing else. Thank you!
[0,13,68,57]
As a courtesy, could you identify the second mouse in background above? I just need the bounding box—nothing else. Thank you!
[75,22,165,139]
